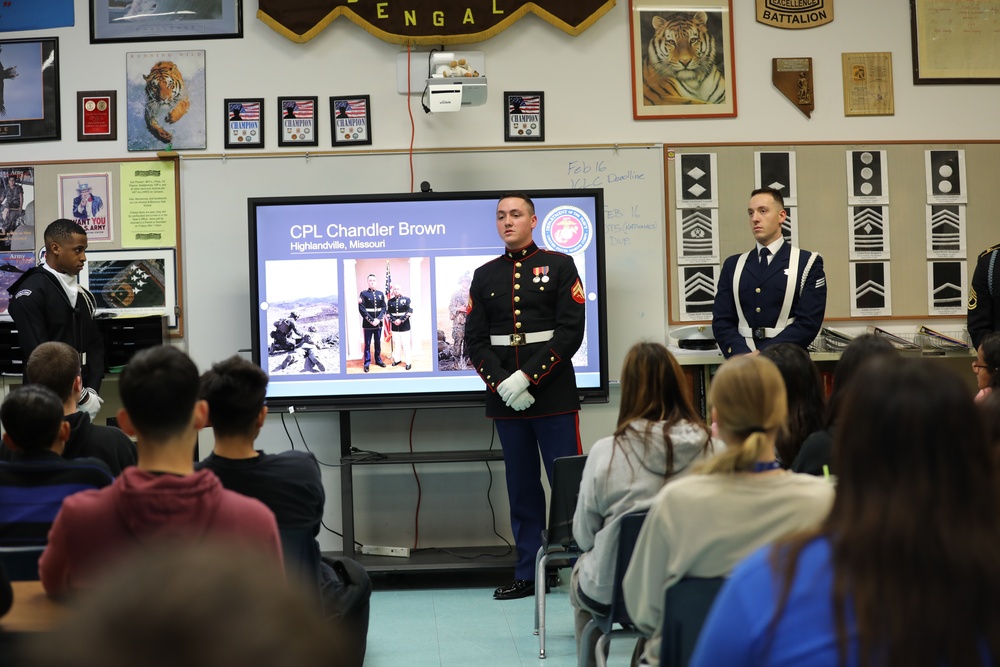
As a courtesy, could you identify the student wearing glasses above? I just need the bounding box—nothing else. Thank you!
[973,331,1000,403]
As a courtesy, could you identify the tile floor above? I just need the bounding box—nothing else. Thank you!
[364,569,638,666]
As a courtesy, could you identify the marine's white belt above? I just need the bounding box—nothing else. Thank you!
[490,330,555,346]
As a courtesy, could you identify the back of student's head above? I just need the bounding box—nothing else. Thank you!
[25,341,81,403]
[1,385,65,453]
[200,356,268,438]
[615,341,709,477]
[826,333,899,426]
[702,355,787,474]
[760,343,825,467]
[821,357,1000,665]
[119,345,199,441]
[27,542,341,667]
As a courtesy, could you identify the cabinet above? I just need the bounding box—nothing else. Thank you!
[326,411,517,573]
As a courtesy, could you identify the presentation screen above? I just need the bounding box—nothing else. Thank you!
[248,189,608,411]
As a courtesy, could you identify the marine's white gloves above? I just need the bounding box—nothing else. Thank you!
[508,389,535,412]
[78,387,104,421]
[497,371,530,404]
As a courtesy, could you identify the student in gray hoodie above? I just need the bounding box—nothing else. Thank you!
[570,342,717,667]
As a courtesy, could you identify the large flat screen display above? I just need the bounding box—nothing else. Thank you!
[248,189,608,411]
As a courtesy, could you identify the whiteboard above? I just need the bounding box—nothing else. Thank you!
[180,145,665,380]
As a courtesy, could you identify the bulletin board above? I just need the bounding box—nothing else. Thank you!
[0,156,184,335]
[665,141,998,324]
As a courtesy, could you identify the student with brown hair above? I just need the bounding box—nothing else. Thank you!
[692,357,1000,666]
[623,355,833,667]
[571,342,715,666]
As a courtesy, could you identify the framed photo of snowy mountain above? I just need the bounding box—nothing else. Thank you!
[90,0,243,44]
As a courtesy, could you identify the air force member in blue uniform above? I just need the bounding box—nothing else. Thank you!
[713,187,827,358]
[465,192,586,600]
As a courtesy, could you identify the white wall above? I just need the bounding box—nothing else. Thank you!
[3,0,997,552]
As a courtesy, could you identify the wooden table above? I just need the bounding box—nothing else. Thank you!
[0,581,67,633]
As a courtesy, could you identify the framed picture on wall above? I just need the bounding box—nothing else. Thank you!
[909,0,1000,83]
[224,98,264,149]
[329,95,372,146]
[628,0,737,120]
[278,96,318,147]
[77,90,117,142]
[79,248,178,328]
[90,0,243,44]
[126,50,207,152]
[0,37,61,144]
[503,91,544,142]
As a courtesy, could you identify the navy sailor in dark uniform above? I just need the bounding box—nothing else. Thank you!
[712,187,827,358]
[465,192,586,600]
[357,273,386,373]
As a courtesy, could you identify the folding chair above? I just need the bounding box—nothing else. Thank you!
[534,454,587,659]
[660,577,726,667]
[578,509,648,667]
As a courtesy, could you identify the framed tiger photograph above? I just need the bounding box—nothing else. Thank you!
[125,50,207,152]
[629,0,737,120]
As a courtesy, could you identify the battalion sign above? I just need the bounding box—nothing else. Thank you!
[258,0,616,44]
[755,0,833,29]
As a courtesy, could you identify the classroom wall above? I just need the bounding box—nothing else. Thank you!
[3,0,998,553]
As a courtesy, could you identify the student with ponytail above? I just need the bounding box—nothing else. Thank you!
[622,355,833,667]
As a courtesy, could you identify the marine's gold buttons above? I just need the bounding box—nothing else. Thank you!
[515,262,522,268]
[515,310,521,316]
[516,322,522,329]
[514,296,520,303]
[542,365,547,370]
[515,284,520,290]
[755,288,761,293]
[533,374,539,379]
[755,307,761,313]
[515,273,521,279]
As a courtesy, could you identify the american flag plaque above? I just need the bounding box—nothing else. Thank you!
[224,98,264,149]
[277,96,318,147]
[330,95,372,147]
[504,91,544,142]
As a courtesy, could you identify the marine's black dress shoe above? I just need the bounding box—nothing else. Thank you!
[493,579,534,600]
[363,365,369,373]
[392,361,403,366]
[405,364,412,370]
[375,360,387,367]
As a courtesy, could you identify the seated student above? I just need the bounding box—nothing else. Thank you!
[0,385,114,547]
[690,358,1000,667]
[196,355,370,667]
[570,342,715,666]
[792,334,899,475]
[760,343,826,468]
[39,346,283,598]
[0,342,136,475]
[623,355,834,667]
[26,544,342,667]
[973,330,1000,403]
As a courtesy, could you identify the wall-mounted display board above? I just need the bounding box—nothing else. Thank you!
[665,141,997,324]
[0,156,184,335]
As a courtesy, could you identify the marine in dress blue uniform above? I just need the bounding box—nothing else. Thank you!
[465,193,586,600]
[357,274,386,372]
[712,188,827,358]
[968,242,1000,350]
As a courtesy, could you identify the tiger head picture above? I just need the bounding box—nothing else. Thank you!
[142,61,190,144]
[642,11,726,107]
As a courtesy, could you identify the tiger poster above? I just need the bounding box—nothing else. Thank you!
[629,2,736,120]
[125,50,206,151]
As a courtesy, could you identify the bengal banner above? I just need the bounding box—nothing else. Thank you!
[258,0,617,44]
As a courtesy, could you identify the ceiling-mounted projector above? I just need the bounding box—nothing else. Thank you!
[427,51,487,113]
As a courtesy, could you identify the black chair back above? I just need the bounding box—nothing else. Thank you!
[660,576,726,667]
[599,509,648,632]
[0,546,45,581]
[544,454,587,548]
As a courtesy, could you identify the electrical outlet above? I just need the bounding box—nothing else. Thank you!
[361,545,411,558]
